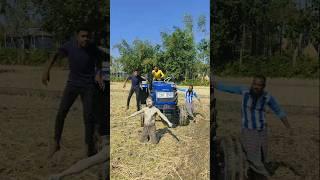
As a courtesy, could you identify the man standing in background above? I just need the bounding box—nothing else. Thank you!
[123,69,146,111]
[214,75,291,177]
[42,27,104,158]
[177,85,201,120]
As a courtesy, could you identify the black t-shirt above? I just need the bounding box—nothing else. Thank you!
[127,75,144,89]
[59,39,102,87]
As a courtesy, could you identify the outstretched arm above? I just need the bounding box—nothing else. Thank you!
[126,109,144,119]
[49,146,108,180]
[176,88,187,92]
[156,109,172,127]
[214,82,245,95]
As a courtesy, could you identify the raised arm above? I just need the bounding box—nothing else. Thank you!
[160,70,165,78]
[267,95,290,128]
[126,109,144,119]
[214,82,245,95]
[156,109,172,127]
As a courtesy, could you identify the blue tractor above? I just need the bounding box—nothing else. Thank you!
[140,77,189,127]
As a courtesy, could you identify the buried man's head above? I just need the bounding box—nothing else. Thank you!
[146,97,153,107]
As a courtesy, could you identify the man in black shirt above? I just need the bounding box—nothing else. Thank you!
[123,69,146,111]
[42,27,103,158]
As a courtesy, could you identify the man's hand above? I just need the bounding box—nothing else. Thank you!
[168,122,173,128]
[95,74,103,90]
[42,71,50,86]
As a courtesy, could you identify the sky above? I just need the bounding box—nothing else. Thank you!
[110,0,210,57]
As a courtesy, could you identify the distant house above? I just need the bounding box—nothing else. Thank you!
[111,71,128,79]
[4,28,54,49]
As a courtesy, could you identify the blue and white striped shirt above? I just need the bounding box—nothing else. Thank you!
[177,88,199,103]
[216,83,286,130]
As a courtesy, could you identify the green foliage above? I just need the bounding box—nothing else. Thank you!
[110,76,127,82]
[218,55,319,78]
[178,79,210,86]
[114,40,158,75]
[213,0,319,79]
[32,0,108,41]
[159,27,196,80]
[113,14,209,83]
[0,48,67,66]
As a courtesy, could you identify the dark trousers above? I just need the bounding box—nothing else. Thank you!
[54,83,95,150]
[127,87,141,111]
[93,81,109,136]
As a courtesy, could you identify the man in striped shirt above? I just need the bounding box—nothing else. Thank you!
[214,75,291,176]
[177,85,201,119]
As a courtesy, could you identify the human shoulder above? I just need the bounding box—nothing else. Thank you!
[262,91,272,101]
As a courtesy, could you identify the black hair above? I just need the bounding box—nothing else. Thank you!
[253,75,266,84]
[76,26,91,34]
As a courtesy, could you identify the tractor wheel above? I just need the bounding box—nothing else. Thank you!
[217,136,247,180]
[163,111,177,127]
[179,106,189,126]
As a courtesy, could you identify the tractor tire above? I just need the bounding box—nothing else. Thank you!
[179,106,189,126]
[217,136,247,180]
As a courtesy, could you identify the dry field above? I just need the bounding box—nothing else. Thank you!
[215,77,319,180]
[110,82,210,180]
[0,65,318,180]
[0,65,104,180]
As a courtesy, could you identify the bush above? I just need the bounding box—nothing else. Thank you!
[0,48,68,67]
[217,55,319,79]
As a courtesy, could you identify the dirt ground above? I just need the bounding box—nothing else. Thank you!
[0,65,104,180]
[215,77,319,180]
[0,65,318,180]
[110,82,210,179]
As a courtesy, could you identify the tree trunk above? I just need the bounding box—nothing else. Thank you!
[251,27,257,56]
[240,24,246,68]
[279,23,283,55]
[292,47,298,67]
[4,32,6,48]
[298,33,303,56]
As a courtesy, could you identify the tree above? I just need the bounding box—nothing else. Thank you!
[114,39,157,75]
[32,0,108,41]
[160,27,196,81]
